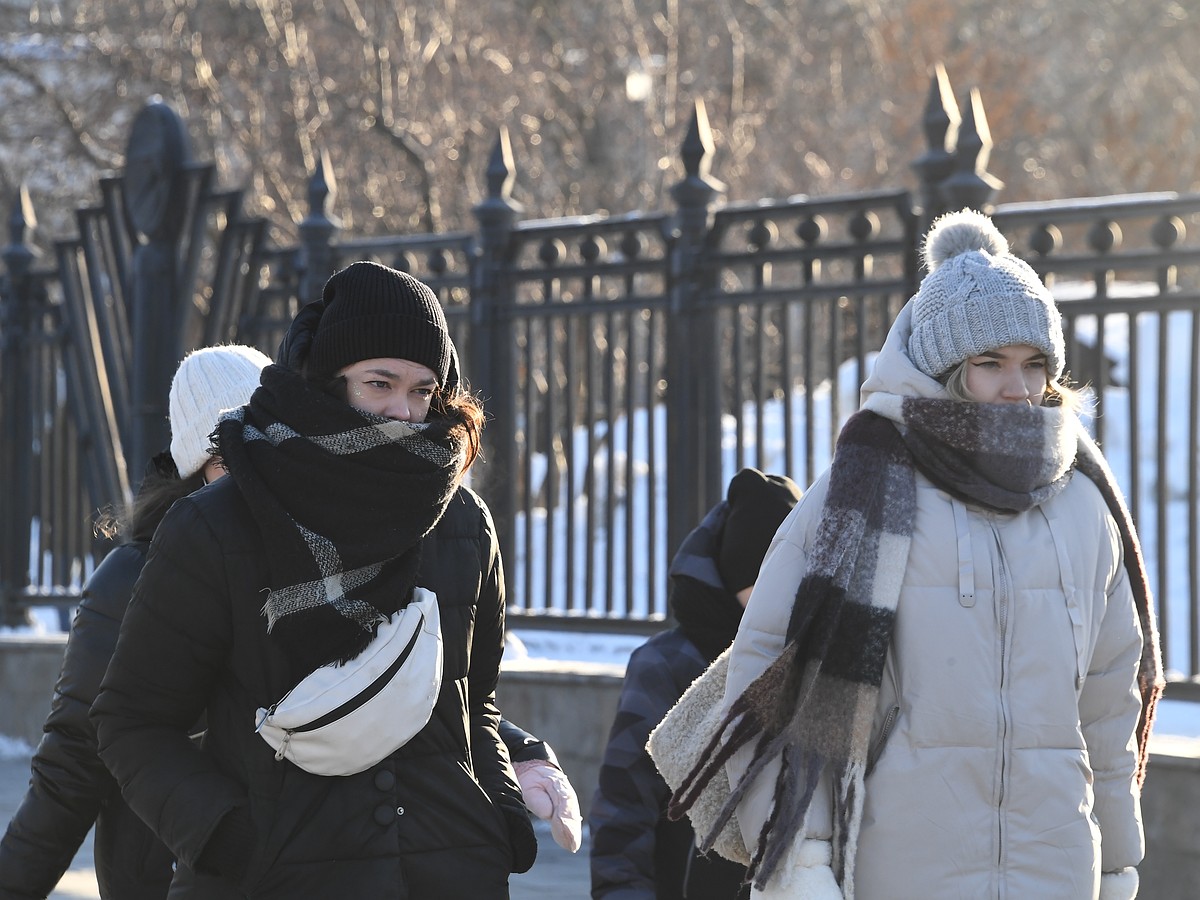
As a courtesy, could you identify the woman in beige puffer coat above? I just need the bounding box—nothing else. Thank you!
[712,210,1160,900]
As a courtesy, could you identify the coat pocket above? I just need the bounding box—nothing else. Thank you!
[867,647,901,776]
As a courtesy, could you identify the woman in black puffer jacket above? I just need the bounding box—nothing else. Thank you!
[92,262,537,899]
[0,480,177,900]
[0,345,271,900]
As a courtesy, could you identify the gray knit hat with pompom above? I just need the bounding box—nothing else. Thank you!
[907,209,1064,380]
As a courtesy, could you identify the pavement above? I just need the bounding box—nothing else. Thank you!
[0,747,591,899]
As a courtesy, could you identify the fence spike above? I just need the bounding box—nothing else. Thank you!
[678,99,713,181]
[6,185,37,250]
[486,126,517,202]
[474,125,523,241]
[939,87,1003,213]
[299,147,338,305]
[306,147,337,220]
[911,63,960,224]
[670,100,725,218]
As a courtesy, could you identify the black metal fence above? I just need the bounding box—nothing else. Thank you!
[2,70,1198,698]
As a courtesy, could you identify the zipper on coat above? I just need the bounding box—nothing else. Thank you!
[867,646,902,775]
[866,705,900,775]
[989,522,1013,872]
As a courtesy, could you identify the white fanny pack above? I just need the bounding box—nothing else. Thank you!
[254,587,443,776]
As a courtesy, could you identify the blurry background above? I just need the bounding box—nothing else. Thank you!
[2,0,1196,246]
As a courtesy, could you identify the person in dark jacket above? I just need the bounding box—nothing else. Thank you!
[91,261,537,899]
[589,468,802,900]
[0,344,272,900]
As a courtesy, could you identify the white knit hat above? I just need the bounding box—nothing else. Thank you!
[907,209,1064,380]
[168,345,271,477]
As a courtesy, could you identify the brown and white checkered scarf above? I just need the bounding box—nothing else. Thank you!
[669,396,1163,896]
[216,364,465,680]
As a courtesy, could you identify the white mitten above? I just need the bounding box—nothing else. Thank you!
[1100,867,1139,900]
[514,759,583,852]
[749,838,843,900]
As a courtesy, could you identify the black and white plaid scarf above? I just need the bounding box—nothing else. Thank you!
[216,364,465,679]
[670,397,1162,897]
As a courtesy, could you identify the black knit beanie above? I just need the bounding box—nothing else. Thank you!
[306,261,454,386]
[716,468,803,592]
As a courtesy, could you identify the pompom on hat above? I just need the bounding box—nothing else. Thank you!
[304,261,457,389]
[907,209,1065,380]
[716,468,803,593]
[169,344,271,477]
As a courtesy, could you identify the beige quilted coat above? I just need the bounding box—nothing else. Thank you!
[724,304,1145,900]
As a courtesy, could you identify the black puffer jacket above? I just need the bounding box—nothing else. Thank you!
[92,477,535,899]
[0,543,175,900]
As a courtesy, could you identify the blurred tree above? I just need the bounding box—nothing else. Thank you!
[0,0,1196,245]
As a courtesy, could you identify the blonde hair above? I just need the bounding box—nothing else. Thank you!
[940,359,1087,412]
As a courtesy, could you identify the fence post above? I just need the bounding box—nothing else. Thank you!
[666,100,726,561]
[298,149,338,306]
[911,63,961,236]
[123,99,193,479]
[1,187,38,626]
[939,87,1003,214]
[471,128,522,570]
